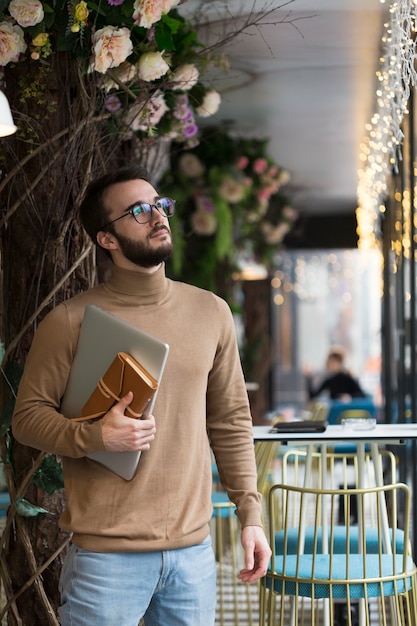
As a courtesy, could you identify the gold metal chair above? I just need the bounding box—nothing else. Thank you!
[255,441,280,533]
[259,482,417,626]
[310,401,330,422]
[281,447,398,491]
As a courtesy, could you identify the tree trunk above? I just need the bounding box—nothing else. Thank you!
[0,50,156,624]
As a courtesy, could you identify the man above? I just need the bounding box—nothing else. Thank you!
[12,164,271,626]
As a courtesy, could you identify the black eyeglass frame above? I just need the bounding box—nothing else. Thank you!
[100,197,176,230]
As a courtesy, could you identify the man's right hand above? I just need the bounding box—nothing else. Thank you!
[101,392,156,452]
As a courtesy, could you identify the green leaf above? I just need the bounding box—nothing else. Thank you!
[33,456,64,494]
[154,21,175,52]
[214,198,234,260]
[161,13,182,34]
[15,497,52,517]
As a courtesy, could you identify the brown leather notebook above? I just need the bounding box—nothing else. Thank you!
[72,352,158,421]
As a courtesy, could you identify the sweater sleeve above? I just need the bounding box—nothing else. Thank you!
[12,304,106,457]
[205,297,263,529]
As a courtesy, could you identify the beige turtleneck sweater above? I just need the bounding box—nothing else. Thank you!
[12,264,262,552]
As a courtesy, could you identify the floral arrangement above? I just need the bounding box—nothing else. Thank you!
[0,0,225,146]
[161,126,298,292]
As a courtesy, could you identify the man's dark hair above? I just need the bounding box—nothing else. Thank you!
[79,164,151,243]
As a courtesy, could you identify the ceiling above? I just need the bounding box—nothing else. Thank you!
[180,0,388,222]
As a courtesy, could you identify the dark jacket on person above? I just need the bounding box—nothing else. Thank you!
[307,371,366,400]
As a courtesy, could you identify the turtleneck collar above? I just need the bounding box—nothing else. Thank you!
[105,263,170,301]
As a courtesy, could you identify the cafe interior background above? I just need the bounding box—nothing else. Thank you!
[178,0,408,431]
[2,0,417,620]
[177,0,417,551]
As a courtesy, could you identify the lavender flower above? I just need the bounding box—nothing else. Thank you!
[183,123,198,138]
[104,95,122,112]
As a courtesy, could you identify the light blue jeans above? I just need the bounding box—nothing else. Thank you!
[58,535,216,626]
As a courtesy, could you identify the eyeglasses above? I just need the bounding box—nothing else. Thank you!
[100,197,176,230]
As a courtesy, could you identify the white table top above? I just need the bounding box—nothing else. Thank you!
[253,423,417,445]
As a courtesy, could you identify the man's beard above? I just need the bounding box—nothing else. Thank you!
[112,226,173,268]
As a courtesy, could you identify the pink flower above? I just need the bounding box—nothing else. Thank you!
[161,0,180,10]
[137,50,170,82]
[257,187,273,201]
[235,156,249,170]
[91,26,133,74]
[0,22,26,66]
[125,91,168,131]
[8,0,44,27]
[132,0,177,29]
[253,158,268,174]
[132,0,163,29]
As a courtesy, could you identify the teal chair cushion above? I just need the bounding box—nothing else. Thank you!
[0,491,9,518]
[275,526,405,555]
[267,553,415,598]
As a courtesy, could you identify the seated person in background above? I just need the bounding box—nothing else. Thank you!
[304,346,366,401]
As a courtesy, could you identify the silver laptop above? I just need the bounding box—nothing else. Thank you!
[60,305,169,480]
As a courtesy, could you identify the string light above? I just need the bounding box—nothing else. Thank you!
[357,0,417,248]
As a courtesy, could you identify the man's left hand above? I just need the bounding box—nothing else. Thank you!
[238,525,271,583]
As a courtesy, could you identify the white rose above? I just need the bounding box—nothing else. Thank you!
[282,205,298,221]
[92,26,133,74]
[191,207,217,236]
[8,0,44,27]
[0,21,27,66]
[279,169,291,185]
[171,64,199,91]
[103,61,137,91]
[178,153,205,178]
[219,176,245,203]
[196,90,221,117]
[137,51,170,82]
[261,221,291,244]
